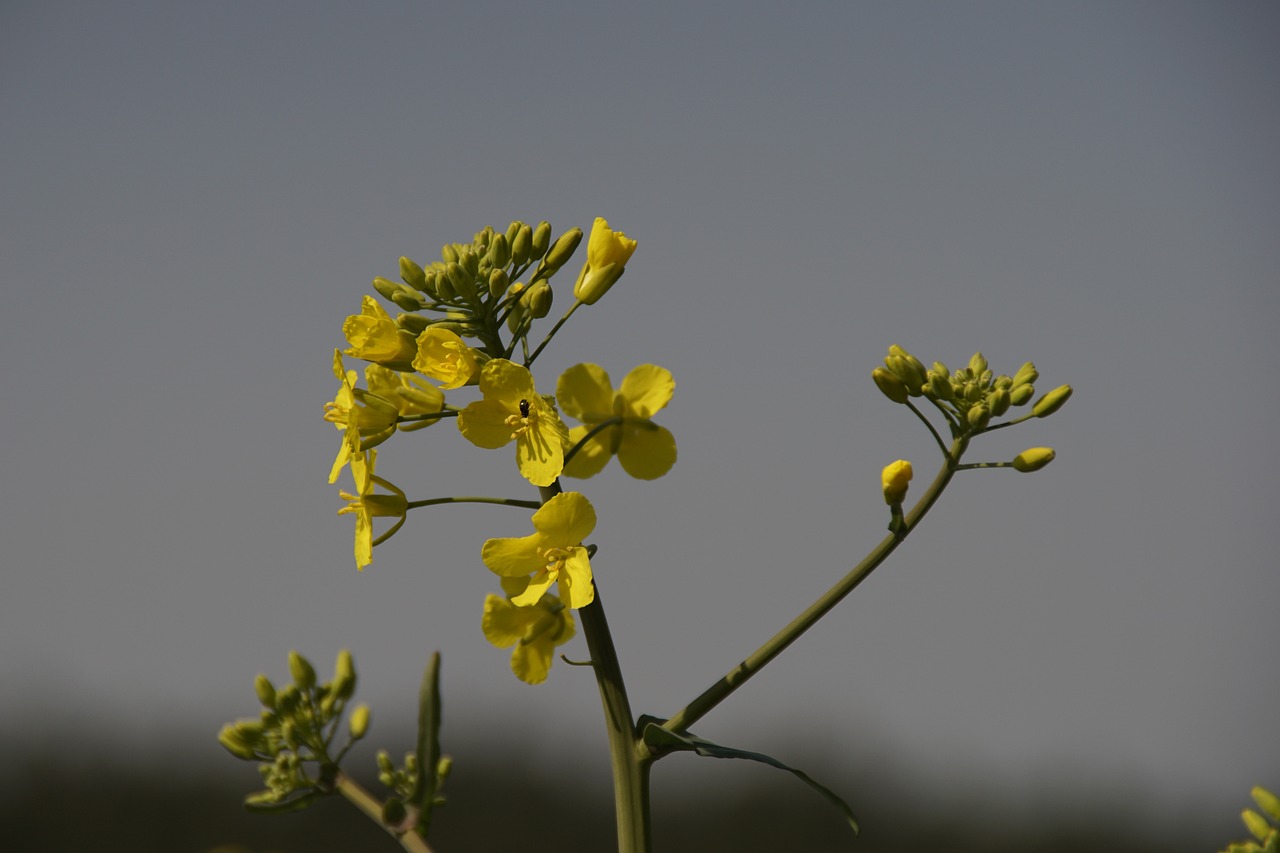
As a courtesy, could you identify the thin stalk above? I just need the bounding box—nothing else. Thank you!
[524,300,583,367]
[539,481,651,853]
[661,437,969,736]
[405,496,542,510]
[334,772,435,853]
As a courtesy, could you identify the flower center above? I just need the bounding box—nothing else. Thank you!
[505,398,534,439]
[537,545,571,579]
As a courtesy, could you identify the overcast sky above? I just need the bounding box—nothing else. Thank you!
[2,0,1278,834]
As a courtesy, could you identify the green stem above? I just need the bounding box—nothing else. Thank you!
[405,496,542,510]
[661,436,969,736]
[538,481,651,853]
[524,300,584,367]
[334,773,435,853]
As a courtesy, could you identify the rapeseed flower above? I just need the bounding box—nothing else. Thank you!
[457,359,570,487]
[365,363,445,432]
[573,218,637,305]
[413,327,479,390]
[481,491,596,609]
[325,351,398,483]
[881,459,913,505]
[337,449,408,571]
[343,295,418,366]
[481,593,576,684]
[557,363,676,480]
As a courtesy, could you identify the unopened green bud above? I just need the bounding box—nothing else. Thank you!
[333,649,356,699]
[277,684,301,713]
[1032,384,1072,418]
[535,227,583,280]
[488,268,509,298]
[1009,383,1035,406]
[459,249,480,279]
[885,350,925,395]
[505,220,522,246]
[1012,447,1055,472]
[1243,809,1272,842]
[964,382,984,403]
[488,233,510,269]
[371,276,402,302]
[376,749,395,774]
[520,281,552,318]
[978,369,993,387]
[288,651,316,691]
[399,257,427,291]
[389,288,425,312]
[348,703,371,739]
[928,372,954,400]
[989,387,1011,417]
[218,722,260,760]
[254,674,277,709]
[969,352,988,376]
[872,367,910,404]
[396,312,430,335]
[967,404,990,431]
[446,262,475,301]
[437,755,453,779]
[511,224,533,266]
[433,271,456,301]
[531,221,553,257]
[440,244,458,264]
[1253,787,1280,822]
[1012,361,1039,388]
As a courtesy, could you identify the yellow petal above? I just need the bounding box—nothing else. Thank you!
[618,364,674,418]
[458,399,517,449]
[531,492,597,544]
[562,425,612,479]
[557,363,614,421]
[617,424,677,480]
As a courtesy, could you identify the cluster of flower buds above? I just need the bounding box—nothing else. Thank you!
[1223,786,1280,853]
[217,650,368,810]
[873,346,1072,439]
[375,748,452,817]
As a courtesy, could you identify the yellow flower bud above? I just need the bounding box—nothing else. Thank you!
[989,387,1011,417]
[348,703,371,740]
[1012,447,1056,472]
[399,257,427,291]
[254,674,276,709]
[333,649,356,700]
[488,268,510,298]
[1032,384,1073,418]
[1009,383,1035,406]
[488,234,511,269]
[573,218,637,305]
[511,224,533,266]
[218,721,262,760]
[881,459,913,505]
[1243,809,1272,842]
[289,651,316,691]
[523,280,553,318]
[872,367,910,404]
[1253,787,1280,822]
[532,221,553,257]
[1012,361,1038,388]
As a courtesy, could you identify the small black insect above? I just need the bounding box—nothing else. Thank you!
[518,399,531,418]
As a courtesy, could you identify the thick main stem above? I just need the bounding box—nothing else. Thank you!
[540,482,651,853]
[662,437,968,735]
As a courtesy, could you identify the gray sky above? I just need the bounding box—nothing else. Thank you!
[2,0,1278,827]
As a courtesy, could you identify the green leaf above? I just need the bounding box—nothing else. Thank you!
[640,718,859,837]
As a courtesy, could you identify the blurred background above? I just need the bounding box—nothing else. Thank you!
[2,2,1277,850]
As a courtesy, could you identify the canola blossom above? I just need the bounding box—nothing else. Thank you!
[324,351,399,483]
[881,459,913,505]
[481,593,576,684]
[481,491,596,609]
[573,217,638,305]
[557,363,676,480]
[457,359,570,487]
[342,295,419,366]
[337,449,408,571]
[413,326,479,390]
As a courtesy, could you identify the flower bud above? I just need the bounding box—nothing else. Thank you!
[524,281,553,318]
[1012,447,1055,472]
[573,218,637,305]
[434,271,456,301]
[218,722,261,760]
[872,367,910,404]
[967,403,990,431]
[333,649,356,700]
[254,674,277,709]
[389,288,426,312]
[881,459,913,505]
[460,248,480,279]
[1253,787,1280,822]
[440,244,458,264]
[437,755,453,779]
[505,220,522,246]
[372,276,403,302]
[969,352,988,377]
[289,651,316,691]
[1012,361,1039,388]
[1243,809,1272,842]
[1032,385,1073,418]
[376,749,395,774]
[511,224,533,267]
[535,227,583,280]
[399,257,427,291]
[488,268,509,298]
[488,233,510,269]
[1009,383,1035,406]
[988,387,1011,417]
[885,349,925,395]
[348,703,371,740]
[396,312,430,335]
[531,220,553,258]
[446,262,475,302]
[927,372,954,400]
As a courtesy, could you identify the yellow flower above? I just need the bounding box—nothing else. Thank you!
[342,295,418,366]
[573,217,637,305]
[556,363,676,480]
[412,326,479,390]
[881,459,913,505]
[481,593,576,684]
[324,350,399,483]
[365,363,445,433]
[457,359,570,487]
[481,491,596,609]
[337,449,408,571]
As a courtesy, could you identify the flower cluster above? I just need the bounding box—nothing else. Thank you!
[325,216,679,682]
